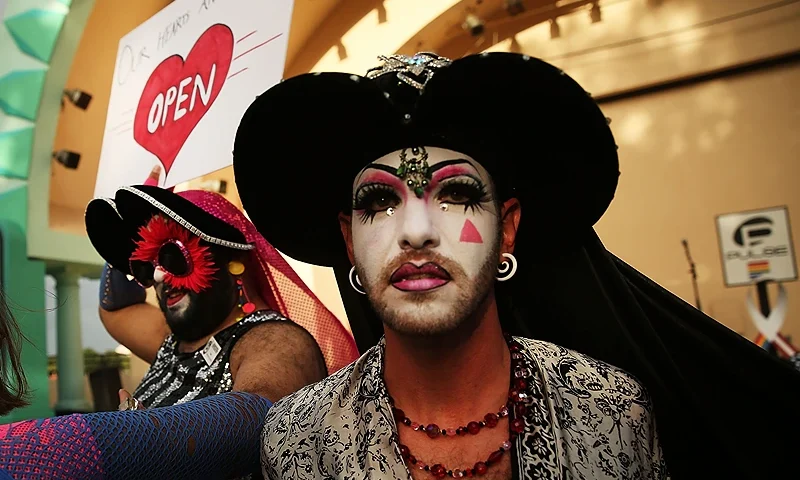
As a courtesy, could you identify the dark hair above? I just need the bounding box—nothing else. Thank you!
[0,288,29,415]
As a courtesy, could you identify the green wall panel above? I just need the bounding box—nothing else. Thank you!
[0,69,47,121]
[0,187,50,422]
[5,9,67,64]
[0,127,33,179]
[0,181,27,233]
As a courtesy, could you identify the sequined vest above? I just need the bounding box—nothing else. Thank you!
[133,310,285,408]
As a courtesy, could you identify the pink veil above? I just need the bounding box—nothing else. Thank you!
[178,190,359,373]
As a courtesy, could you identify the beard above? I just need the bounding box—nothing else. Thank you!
[358,241,500,337]
[155,271,238,342]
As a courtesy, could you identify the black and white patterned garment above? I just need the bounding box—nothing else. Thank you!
[261,337,669,479]
[133,310,285,408]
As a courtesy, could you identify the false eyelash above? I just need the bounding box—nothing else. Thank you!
[438,177,491,214]
[353,183,399,224]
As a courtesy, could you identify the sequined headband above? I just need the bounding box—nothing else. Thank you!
[365,52,452,91]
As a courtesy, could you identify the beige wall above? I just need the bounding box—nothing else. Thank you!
[50,0,172,233]
[489,0,800,98]
[597,62,800,340]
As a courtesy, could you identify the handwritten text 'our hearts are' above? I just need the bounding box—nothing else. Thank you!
[116,0,219,86]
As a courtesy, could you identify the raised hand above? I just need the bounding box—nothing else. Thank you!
[118,389,145,411]
[143,165,161,186]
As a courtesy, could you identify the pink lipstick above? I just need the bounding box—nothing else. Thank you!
[390,262,451,292]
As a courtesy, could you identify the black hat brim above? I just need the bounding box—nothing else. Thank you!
[234,74,399,266]
[85,185,250,273]
[85,198,137,274]
[234,53,619,267]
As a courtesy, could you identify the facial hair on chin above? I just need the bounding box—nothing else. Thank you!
[158,281,237,343]
[361,242,500,337]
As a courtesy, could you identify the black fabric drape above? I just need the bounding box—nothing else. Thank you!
[334,228,800,479]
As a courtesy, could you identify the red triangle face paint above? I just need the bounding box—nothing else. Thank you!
[459,219,484,244]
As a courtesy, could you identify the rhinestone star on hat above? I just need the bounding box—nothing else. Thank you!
[365,52,452,91]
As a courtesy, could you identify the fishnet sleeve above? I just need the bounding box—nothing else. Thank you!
[0,392,271,480]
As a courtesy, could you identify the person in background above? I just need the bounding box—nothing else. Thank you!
[86,178,358,410]
[0,276,268,480]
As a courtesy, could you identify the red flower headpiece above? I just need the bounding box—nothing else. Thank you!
[130,215,217,293]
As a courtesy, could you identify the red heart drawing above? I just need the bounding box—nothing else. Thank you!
[133,24,233,176]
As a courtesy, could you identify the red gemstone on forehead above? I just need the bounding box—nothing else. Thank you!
[242,303,256,314]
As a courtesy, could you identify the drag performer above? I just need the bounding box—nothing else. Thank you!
[232,52,800,479]
[86,185,358,408]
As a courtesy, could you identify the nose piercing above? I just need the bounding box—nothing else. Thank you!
[386,207,395,217]
[440,203,449,212]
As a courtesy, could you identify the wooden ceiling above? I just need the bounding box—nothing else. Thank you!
[284,0,596,75]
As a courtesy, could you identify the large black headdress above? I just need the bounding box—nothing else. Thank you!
[233,52,799,478]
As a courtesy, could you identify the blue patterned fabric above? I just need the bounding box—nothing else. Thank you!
[99,263,146,311]
[0,392,271,479]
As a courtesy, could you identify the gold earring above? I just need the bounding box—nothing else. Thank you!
[228,261,245,275]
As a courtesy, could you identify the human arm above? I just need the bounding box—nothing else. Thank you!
[98,263,170,363]
[0,392,271,480]
[229,319,328,402]
[96,165,170,363]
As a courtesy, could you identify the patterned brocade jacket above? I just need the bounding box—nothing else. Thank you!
[261,337,669,479]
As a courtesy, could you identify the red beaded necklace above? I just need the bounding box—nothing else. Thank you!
[390,334,532,478]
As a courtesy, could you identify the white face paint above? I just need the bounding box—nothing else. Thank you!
[154,267,191,317]
[350,146,501,335]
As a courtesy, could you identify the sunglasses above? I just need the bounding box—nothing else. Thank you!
[129,239,194,288]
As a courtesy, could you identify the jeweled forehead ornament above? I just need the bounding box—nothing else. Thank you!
[365,53,452,197]
[398,147,430,198]
[365,52,452,91]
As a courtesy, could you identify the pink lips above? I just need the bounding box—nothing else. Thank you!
[166,290,187,307]
[390,262,451,292]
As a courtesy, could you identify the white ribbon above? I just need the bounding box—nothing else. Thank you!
[746,283,796,356]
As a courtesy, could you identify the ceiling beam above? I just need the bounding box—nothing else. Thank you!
[398,0,596,59]
[284,0,383,77]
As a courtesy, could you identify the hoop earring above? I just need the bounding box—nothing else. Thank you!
[349,266,366,295]
[497,253,517,282]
